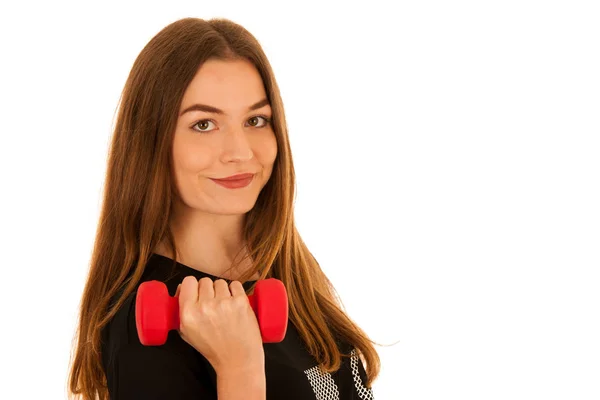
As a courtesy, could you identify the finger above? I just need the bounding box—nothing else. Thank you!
[175,284,181,297]
[213,279,231,298]
[179,276,198,304]
[229,281,245,297]
[198,277,215,300]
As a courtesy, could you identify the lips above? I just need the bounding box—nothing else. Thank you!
[210,174,254,189]
[213,173,255,181]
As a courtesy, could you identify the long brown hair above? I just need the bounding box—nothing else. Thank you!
[68,17,381,400]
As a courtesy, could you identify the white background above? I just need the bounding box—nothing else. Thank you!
[0,1,598,399]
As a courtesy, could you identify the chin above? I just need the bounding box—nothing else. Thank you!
[212,202,257,216]
[214,209,255,216]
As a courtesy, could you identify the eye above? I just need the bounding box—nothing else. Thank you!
[247,115,271,128]
[192,120,216,132]
[191,115,272,133]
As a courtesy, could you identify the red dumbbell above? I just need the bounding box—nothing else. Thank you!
[135,278,288,346]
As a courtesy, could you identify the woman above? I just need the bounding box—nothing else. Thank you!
[68,17,380,400]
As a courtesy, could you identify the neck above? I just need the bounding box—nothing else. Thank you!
[154,204,257,281]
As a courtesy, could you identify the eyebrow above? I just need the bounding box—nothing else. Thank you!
[179,98,271,117]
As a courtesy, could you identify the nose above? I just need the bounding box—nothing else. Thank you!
[220,127,254,163]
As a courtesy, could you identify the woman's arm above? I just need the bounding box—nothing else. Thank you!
[216,366,266,400]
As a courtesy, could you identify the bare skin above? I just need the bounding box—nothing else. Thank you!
[153,58,277,283]
[153,241,260,281]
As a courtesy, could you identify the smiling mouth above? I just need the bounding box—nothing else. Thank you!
[210,175,254,189]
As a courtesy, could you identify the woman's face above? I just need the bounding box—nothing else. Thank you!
[171,58,277,216]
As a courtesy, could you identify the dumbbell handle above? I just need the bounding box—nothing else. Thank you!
[162,292,258,332]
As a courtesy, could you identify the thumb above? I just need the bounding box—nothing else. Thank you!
[175,283,181,297]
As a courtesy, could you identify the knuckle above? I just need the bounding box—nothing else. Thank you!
[179,308,194,327]
[198,300,214,315]
[216,298,233,313]
[233,294,248,308]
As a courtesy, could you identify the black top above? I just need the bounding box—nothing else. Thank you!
[101,253,375,399]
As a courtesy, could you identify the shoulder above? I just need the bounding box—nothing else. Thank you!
[101,255,185,356]
[102,281,200,353]
[101,285,216,398]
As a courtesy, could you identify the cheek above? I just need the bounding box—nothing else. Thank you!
[173,137,215,172]
[255,132,278,166]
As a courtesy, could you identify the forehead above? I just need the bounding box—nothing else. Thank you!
[180,59,268,113]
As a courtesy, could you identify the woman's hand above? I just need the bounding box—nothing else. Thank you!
[175,276,265,374]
